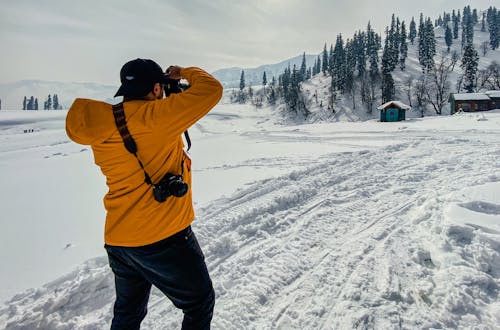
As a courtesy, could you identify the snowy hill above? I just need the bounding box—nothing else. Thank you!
[260,22,500,123]
[0,103,499,329]
[0,80,119,110]
[212,54,317,88]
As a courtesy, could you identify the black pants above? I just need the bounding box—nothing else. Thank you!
[105,226,214,330]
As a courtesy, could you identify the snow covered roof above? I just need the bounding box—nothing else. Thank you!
[484,90,500,98]
[452,93,491,101]
[377,101,411,111]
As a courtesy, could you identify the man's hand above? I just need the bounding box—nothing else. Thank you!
[165,66,183,80]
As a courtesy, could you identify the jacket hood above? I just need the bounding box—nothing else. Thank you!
[66,98,117,145]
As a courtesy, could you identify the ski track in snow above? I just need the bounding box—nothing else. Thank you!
[2,126,499,329]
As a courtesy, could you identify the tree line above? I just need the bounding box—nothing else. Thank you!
[23,94,62,110]
[233,6,500,117]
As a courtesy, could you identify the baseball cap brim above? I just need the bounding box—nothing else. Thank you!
[114,74,169,97]
[114,81,155,98]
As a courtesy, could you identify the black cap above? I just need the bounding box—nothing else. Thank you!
[114,59,167,97]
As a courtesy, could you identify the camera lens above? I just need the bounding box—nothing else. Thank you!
[169,179,188,197]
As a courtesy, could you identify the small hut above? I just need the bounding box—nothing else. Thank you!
[377,101,411,122]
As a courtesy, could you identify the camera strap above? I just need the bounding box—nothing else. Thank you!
[111,102,191,185]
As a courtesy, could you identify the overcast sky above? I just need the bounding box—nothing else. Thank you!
[0,0,496,84]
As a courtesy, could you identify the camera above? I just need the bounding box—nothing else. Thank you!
[152,173,189,202]
[163,78,182,97]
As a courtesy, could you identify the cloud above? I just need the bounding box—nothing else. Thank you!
[0,0,496,84]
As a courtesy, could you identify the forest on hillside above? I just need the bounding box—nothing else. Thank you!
[232,6,500,119]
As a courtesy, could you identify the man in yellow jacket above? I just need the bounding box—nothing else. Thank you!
[66,58,223,329]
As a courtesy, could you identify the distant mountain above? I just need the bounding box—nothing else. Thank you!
[0,80,118,110]
[212,54,318,88]
[0,53,319,110]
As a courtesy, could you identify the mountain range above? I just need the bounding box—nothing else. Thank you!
[0,54,317,110]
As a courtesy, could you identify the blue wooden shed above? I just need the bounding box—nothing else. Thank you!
[377,101,411,122]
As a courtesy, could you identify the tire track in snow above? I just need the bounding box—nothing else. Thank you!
[186,136,500,329]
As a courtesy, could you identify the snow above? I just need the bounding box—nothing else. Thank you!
[377,101,412,110]
[1,99,500,329]
[452,93,492,101]
[485,90,500,98]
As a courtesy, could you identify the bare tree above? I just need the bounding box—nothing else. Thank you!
[414,74,428,117]
[476,68,493,91]
[361,75,379,114]
[346,80,357,110]
[456,75,464,93]
[450,50,460,71]
[481,41,489,56]
[403,75,414,107]
[425,54,454,115]
[481,62,500,90]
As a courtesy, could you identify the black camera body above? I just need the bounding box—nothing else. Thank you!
[164,78,181,97]
[164,78,190,97]
[152,173,188,203]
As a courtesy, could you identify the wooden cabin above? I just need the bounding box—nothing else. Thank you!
[449,91,500,114]
[377,101,411,122]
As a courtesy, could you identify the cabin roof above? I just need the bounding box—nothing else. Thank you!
[377,100,411,111]
[485,90,500,98]
[452,93,491,101]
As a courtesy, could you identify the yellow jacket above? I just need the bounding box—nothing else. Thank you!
[66,67,223,246]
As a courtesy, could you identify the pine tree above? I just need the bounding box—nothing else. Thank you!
[322,44,328,73]
[53,94,59,110]
[28,96,34,110]
[23,96,27,110]
[453,10,459,39]
[262,72,267,88]
[366,22,380,79]
[389,15,400,70]
[381,32,395,102]
[461,6,474,49]
[47,95,52,110]
[418,14,426,70]
[332,34,346,92]
[315,55,321,75]
[461,44,479,92]
[437,15,443,27]
[300,52,307,82]
[409,17,417,45]
[239,70,245,91]
[425,18,436,70]
[328,44,335,76]
[487,7,499,50]
[238,70,246,103]
[419,17,436,72]
[399,21,408,70]
[344,39,357,108]
[34,98,38,110]
[481,12,486,32]
[355,31,367,78]
[472,9,478,24]
[445,25,453,52]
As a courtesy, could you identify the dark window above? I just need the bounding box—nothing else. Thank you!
[460,103,471,111]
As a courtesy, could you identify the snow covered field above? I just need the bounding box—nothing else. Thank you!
[0,102,499,329]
